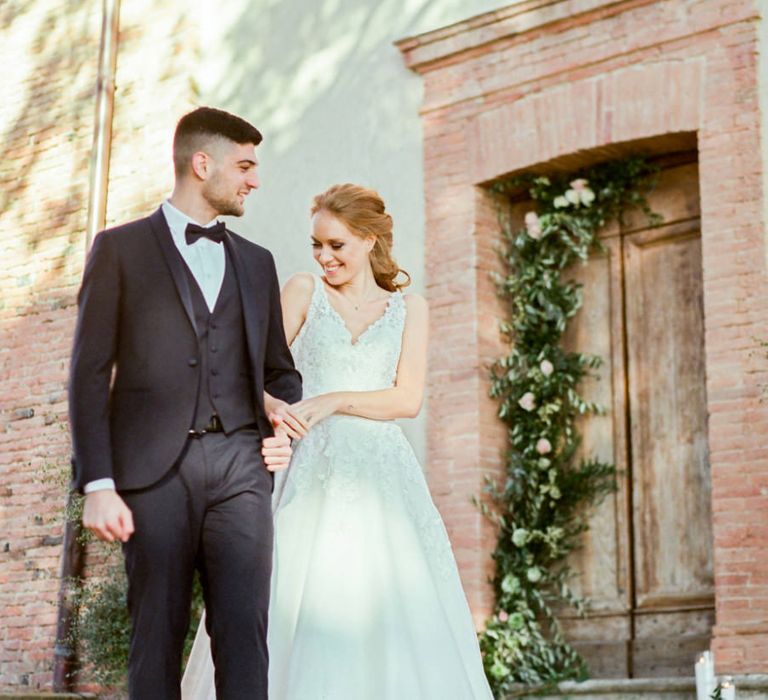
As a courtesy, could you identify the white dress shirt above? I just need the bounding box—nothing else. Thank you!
[84,201,226,494]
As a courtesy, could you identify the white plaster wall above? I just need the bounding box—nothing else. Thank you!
[192,0,504,462]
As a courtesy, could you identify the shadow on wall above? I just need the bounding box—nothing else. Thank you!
[210,0,446,158]
[192,0,500,278]
[1,0,97,260]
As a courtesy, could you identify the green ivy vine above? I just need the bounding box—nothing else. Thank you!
[478,157,662,696]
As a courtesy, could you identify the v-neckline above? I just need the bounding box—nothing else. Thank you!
[319,277,396,346]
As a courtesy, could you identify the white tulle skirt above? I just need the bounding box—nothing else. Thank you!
[183,416,493,700]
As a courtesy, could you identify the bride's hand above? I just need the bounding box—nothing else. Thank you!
[268,400,309,440]
[288,394,342,431]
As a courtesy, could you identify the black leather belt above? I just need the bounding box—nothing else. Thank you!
[188,414,224,438]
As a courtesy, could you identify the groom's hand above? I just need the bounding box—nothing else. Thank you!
[262,424,293,472]
[83,490,135,543]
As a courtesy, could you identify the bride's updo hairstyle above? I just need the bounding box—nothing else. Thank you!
[311,184,411,292]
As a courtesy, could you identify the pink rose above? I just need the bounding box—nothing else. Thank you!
[518,392,536,412]
[498,611,509,622]
[536,438,552,455]
[524,211,542,240]
[566,179,596,206]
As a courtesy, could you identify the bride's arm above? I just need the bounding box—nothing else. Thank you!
[281,272,314,346]
[264,273,314,435]
[289,294,428,425]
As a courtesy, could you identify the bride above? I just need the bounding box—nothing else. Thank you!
[182,184,493,699]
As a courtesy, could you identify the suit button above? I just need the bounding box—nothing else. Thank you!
[188,358,199,367]
[211,347,218,353]
[213,392,220,399]
[211,323,218,330]
[211,369,219,376]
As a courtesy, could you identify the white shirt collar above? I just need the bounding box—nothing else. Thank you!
[161,200,219,243]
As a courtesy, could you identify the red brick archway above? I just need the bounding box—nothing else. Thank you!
[399,0,768,674]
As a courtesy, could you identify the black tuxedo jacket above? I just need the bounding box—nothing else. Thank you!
[69,208,302,492]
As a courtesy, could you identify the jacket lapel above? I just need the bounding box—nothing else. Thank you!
[224,233,265,363]
[149,207,198,335]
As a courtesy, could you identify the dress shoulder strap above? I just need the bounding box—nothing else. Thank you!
[389,290,407,328]
[308,273,326,314]
[289,274,324,350]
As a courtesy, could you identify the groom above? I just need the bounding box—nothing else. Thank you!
[69,107,302,699]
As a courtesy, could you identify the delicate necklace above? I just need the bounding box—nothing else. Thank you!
[328,275,382,311]
[342,290,377,311]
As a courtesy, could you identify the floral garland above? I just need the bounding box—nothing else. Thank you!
[478,157,661,696]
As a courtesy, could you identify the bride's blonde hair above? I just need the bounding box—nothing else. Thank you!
[311,184,411,293]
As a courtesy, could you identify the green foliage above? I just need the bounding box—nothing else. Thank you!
[72,559,205,689]
[479,157,661,695]
[72,560,132,689]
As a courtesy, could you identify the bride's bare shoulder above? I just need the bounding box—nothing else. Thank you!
[281,272,316,316]
[402,293,428,313]
[283,271,315,294]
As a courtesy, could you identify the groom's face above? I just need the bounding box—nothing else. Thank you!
[201,139,260,217]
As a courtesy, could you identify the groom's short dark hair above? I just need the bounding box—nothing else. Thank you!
[173,107,263,176]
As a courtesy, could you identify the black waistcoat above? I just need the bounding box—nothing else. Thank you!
[183,254,257,433]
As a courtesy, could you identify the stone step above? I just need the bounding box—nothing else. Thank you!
[508,675,768,699]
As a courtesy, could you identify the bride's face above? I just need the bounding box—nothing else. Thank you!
[311,210,374,285]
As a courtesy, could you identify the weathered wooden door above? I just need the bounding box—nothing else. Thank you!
[558,158,714,677]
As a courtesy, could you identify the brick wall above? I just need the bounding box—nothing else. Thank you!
[0,0,197,689]
[399,0,768,674]
[0,0,101,688]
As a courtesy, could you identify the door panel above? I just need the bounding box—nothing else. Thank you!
[624,225,713,608]
[557,159,713,677]
[561,240,632,676]
[623,221,714,675]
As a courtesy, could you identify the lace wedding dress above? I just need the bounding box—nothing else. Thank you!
[182,276,493,700]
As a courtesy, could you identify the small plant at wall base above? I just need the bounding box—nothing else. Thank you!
[43,450,203,689]
[70,559,204,689]
[70,552,203,689]
[478,157,662,696]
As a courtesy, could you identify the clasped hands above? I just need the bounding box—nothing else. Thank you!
[263,394,339,472]
[267,393,341,443]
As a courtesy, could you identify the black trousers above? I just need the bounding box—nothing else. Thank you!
[121,428,273,700]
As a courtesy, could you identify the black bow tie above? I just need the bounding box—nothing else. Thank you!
[185,221,226,245]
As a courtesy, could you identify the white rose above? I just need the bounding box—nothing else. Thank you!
[553,195,569,208]
[540,360,554,376]
[526,567,542,583]
[565,189,581,206]
[512,528,529,547]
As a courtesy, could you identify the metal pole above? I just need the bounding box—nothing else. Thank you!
[85,0,121,248]
[53,0,120,689]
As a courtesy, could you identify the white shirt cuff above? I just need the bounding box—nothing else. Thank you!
[84,478,116,493]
